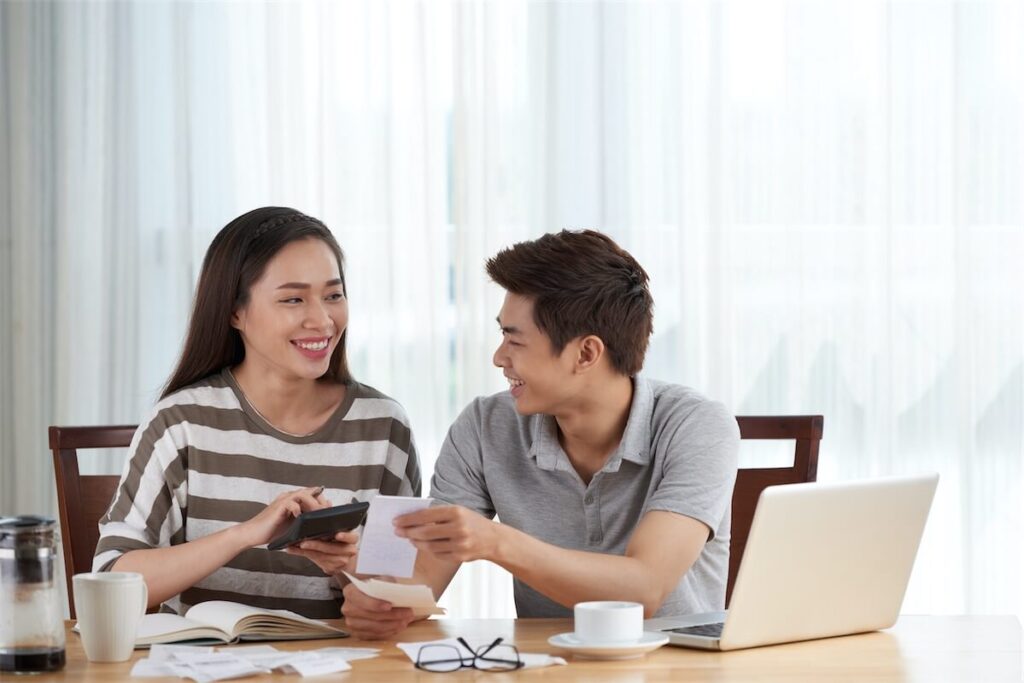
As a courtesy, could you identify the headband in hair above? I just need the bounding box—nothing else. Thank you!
[253,213,326,239]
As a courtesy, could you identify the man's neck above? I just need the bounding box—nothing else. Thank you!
[554,374,635,484]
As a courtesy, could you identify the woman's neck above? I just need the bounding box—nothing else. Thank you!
[230,362,346,436]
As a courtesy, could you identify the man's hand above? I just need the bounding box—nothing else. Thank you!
[286,530,360,576]
[340,582,416,640]
[393,505,501,563]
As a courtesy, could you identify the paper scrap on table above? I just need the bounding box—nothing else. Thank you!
[223,645,296,670]
[355,494,432,577]
[130,643,375,681]
[281,654,351,676]
[131,659,192,678]
[159,651,240,666]
[310,646,381,662]
[132,655,264,683]
[343,571,445,617]
[148,644,216,662]
[397,638,567,670]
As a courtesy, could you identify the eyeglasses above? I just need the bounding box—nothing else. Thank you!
[415,637,524,673]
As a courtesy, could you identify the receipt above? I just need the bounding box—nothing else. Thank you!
[283,655,352,676]
[355,495,432,577]
[342,572,445,617]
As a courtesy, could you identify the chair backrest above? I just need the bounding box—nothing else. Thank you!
[728,415,823,606]
[49,424,137,618]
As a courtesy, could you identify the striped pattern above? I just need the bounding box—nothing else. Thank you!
[94,369,421,619]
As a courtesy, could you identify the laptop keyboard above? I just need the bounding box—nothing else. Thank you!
[666,622,725,638]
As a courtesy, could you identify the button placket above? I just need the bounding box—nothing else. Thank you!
[583,481,603,545]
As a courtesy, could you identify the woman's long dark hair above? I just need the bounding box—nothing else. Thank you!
[161,207,352,398]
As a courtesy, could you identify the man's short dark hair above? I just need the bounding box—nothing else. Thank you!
[485,229,654,376]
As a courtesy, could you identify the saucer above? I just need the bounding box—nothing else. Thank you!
[547,632,670,660]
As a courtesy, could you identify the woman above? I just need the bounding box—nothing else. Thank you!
[93,207,420,618]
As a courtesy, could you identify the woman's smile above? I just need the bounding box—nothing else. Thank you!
[292,335,332,359]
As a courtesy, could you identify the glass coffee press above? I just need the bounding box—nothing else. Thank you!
[0,516,66,673]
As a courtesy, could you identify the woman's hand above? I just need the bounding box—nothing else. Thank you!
[236,487,329,548]
[286,530,360,576]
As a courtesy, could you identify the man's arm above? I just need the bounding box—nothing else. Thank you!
[396,506,708,617]
[340,547,461,639]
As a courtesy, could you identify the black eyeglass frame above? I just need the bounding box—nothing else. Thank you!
[414,636,524,672]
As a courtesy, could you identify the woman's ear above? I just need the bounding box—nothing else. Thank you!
[230,308,243,331]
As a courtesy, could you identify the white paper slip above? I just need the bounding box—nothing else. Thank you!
[178,659,265,683]
[165,651,241,666]
[283,655,352,676]
[311,646,381,661]
[342,572,445,617]
[148,644,216,662]
[131,659,192,678]
[237,653,297,670]
[355,495,433,577]
[207,645,289,669]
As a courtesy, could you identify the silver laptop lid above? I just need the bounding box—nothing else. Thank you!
[719,473,938,650]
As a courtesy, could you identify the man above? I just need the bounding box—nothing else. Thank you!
[342,230,739,638]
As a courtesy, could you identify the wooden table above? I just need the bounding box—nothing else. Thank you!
[27,616,1023,681]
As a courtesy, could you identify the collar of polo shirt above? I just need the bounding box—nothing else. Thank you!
[528,378,654,473]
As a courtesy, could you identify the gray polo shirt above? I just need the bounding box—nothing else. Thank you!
[430,377,739,618]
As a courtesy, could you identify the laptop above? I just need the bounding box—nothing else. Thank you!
[645,473,938,651]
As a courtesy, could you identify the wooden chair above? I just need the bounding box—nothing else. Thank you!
[728,415,823,606]
[49,424,137,618]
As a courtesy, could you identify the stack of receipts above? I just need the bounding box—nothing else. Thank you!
[130,643,380,682]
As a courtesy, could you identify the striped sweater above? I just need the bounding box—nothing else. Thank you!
[94,369,421,619]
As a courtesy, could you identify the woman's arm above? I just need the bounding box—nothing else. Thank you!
[113,487,327,608]
[112,525,250,608]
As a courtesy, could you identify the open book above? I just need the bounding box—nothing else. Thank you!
[77,601,348,647]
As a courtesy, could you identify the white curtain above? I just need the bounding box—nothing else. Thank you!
[0,0,481,615]
[448,0,1024,618]
[1,0,1021,620]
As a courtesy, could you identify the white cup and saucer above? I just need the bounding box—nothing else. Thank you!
[548,601,669,660]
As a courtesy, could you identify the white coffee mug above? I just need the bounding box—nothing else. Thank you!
[73,572,148,662]
[573,601,644,644]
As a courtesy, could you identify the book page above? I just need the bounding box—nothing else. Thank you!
[135,613,231,645]
[185,600,344,639]
[355,495,432,577]
[185,601,276,637]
